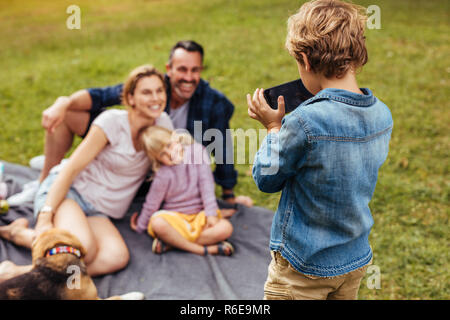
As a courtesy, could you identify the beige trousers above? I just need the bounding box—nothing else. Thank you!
[264,251,370,300]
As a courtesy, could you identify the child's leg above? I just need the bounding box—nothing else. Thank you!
[150,215,233,256]
[150,216,206,255]
[264,251,369,300]
[264,251,334,300]
[326,264,369,300]
[196,218,233,246]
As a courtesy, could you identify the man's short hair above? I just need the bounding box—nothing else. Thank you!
[168,40,204,65]
[286,0,368,78]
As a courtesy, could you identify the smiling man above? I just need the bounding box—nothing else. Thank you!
[166,43,203,115]
[11,41,251,208]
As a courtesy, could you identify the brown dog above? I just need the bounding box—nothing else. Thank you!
[0,228,141,300]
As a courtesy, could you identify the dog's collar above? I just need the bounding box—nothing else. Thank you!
[45,246,81,258]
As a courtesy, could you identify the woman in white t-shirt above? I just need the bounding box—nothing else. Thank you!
[0,65,173,278]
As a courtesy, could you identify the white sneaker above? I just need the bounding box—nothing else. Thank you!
[118,291,145,300]
[29,155,45,171]
[6,180,40,207]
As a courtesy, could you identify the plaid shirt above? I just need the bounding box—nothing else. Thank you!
[87,76,238,190]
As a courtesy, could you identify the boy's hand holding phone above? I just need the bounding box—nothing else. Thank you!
[247,88,285,133]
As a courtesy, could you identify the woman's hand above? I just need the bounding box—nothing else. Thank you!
[247,88,285,133]
[130,212,139,232]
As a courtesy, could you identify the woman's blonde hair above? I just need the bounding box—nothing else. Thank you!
[285,0,368,78]
[140,126,194,172]
[121,64,166,107]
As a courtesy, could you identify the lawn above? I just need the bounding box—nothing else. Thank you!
[0,0,448,299]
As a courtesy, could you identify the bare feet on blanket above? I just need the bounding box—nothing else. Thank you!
[221,195,254,218]
[0,218,29,241]
[220,208,237,218]
[0,261,32,283]
[234,195,253,207]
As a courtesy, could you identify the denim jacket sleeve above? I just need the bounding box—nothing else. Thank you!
[87,83,124,113]
[252,114,308,193]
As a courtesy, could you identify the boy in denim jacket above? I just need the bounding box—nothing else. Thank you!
[248,0,393,300]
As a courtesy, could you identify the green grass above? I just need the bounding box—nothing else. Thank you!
[0,0,448,299]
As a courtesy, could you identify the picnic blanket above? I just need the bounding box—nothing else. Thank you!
[0,161,273,300]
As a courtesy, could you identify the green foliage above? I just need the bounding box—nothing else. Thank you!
[0,0,448,299]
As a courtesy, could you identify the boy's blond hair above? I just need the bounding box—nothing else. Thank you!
[121,64,166,107]
[140,126,193,172]
[286,0,368,78]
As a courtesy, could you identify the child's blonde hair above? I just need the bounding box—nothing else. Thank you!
[141,126,194,172]
[286,0,368,78]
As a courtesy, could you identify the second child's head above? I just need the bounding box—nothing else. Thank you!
[141,126,194,171]
[286,0,368,93]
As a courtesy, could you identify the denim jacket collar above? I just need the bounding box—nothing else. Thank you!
[303,88,376,107]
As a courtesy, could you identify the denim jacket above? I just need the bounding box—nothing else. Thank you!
[253,88,393,277]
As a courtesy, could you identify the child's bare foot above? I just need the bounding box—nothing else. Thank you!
[235,195,253,207]
[220,195,253,218]
[0,218,29,241]
[220,208,236,218]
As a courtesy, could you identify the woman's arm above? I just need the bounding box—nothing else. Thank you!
[35,125,108,232]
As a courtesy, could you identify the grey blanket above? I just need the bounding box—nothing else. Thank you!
[0,161,273,300]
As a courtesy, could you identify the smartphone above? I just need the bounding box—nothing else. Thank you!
[263,79,313,113]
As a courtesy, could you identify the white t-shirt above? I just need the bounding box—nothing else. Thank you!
[71,109,173,219]
[169,101,189,129]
